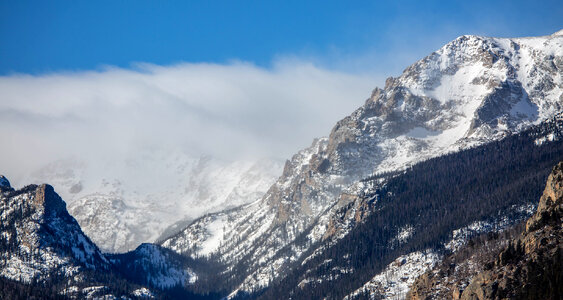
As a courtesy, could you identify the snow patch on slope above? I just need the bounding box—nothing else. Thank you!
[346,251,441,300]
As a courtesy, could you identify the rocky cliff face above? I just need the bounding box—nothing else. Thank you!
[408,161,563,300]
[0,181,109,283]
[161,31,563,294]
[460,162,563,300]
[0,177,196,298]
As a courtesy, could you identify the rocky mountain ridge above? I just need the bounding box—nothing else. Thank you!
[2,30,561,299]
[263,112,563,299]
[160,30,563,295]
[21,154,282,253]
[0,179,198,299]
[0,182,109,283]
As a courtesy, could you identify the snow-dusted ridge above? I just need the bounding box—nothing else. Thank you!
[109,243,197,289]
[23,154,282,253]
[161,30,563,295]
[0,179,206,298]
[0,183,109,283]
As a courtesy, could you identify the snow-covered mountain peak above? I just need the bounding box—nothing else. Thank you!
[342,32,562,174]
[161,31,563,295]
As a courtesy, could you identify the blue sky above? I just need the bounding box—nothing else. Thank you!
[1,0,562,75]
[0,0,562,184]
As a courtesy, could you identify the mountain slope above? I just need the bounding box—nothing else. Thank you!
[0,182,109,284]
[261,113,563,299]
[24,154,282,253]
[161,31,563,295]
[408,161,563,300]
[0,178,206,299]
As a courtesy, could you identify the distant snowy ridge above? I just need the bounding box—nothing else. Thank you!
[23,154,282,252]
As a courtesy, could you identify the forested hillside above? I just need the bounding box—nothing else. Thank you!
[255,115,563,299]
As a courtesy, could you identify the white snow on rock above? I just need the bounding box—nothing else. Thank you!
[132,243,196,288]
[132,287,155,298]
[345,251,441,300]
[444,203,536,252]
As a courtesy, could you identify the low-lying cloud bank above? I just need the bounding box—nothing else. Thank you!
[0,60,378,185]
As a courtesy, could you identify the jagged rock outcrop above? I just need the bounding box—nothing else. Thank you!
[0,177,197,298]
[408,161,563,300]
[525,162,563,232]
[0,176,10,189]
[0,181,115,297]
[460,162,563,300]
[0,182,110,280]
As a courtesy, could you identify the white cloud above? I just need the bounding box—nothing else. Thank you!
[0,60,378,184]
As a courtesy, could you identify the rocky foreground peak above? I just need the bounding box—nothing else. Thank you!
[0,183,109,283]
[31,184,69,219]
[0,180,200,298]
[461,162,563,300]
[526,161,563,232]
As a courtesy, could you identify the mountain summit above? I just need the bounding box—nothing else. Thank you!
[161,31,563,295]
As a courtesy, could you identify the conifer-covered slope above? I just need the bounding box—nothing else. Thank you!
[408,161,563,300]
[258,111,563,300]
[161,30,563,295]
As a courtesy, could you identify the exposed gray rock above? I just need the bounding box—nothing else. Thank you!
[162,31,563,295]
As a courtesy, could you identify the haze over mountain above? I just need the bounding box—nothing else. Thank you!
[0,61,376,252]
[0,61,376,179]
